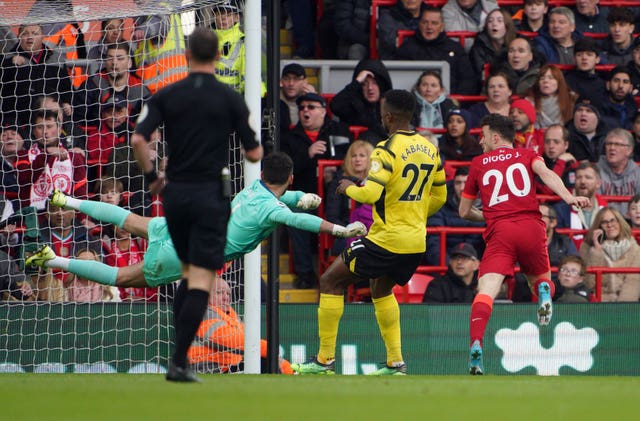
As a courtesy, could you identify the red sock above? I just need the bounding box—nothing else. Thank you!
[470,294,493,347]
[533,278,555,299]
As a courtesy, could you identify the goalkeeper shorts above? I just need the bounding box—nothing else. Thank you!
[142,217,183,287]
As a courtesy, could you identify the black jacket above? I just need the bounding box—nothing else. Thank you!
[598,94,638,131]
[334,0,370,47]
[564,69,607,104]
[469,32,507,89]
[566,120,608,162]
[423,267,478,303]
[281,120,353,194]
[330,59,392,144]
[395,31,478,95]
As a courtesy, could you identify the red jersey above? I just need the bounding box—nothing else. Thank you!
[463,146,543,229]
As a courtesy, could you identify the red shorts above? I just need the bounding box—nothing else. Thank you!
[479,218,550,278]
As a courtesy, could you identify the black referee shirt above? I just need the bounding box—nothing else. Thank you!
[135,72,260,183]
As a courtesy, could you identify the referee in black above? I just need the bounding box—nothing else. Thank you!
[132,27,263,382]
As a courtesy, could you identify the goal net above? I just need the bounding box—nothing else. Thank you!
[0,0,257,374]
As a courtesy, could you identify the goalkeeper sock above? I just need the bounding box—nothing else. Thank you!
[68,258,118,286]
[469,293,493,347]
[373,293,403,366]
[79,200,131,228]
[317,293,344,364]
[172,288,209,368]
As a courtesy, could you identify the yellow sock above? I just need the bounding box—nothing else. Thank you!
[317,293,344,364]
[373,293,403,366]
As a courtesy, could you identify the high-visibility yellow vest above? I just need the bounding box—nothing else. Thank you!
[134,13,188,94]
[215,22,246,93]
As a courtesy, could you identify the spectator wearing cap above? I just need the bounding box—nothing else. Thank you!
[423,242,479,303]
[281,92,353,289]
[627,38,640,95]
[564,37,607,103]
[73,42,150,128]
[598,66,637,131]
[425,166,485,267]
[331,58,392,144]
[280,62,315,135]
[533,7,582,65]
[600,7,635,66]
[572,0,609,34]
[85,95,133,182]
[0,118,26,209]
[567,98,607,162]
[439,108,482,161]
[394,6,478,95]
[510,98,544,154]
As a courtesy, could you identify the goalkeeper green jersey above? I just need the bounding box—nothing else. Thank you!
[224,180,323,261]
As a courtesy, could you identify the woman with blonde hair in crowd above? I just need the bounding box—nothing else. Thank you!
[526,64,577,129]
[325,140,374,254]
[410,70,457,130]
[579,206,640,302]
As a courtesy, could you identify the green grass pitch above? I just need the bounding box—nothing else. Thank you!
[2,374,637,420]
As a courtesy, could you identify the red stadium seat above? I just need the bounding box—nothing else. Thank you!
[393,273,434,303]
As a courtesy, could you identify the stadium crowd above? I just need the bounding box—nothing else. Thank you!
[1,0,640,306]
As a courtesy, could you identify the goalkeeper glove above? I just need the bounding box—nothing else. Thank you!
[296,193,322,210]
[332,221,367,238]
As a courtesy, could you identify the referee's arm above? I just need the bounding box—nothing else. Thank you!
[131,133,155,174]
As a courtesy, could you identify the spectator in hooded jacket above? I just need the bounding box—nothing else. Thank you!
[395,6,477,95]
[330,59,392,144]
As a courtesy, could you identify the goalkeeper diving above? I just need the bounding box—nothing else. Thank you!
[26,152,367,288]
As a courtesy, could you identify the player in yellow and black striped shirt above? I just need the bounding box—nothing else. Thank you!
[292,89,447,376]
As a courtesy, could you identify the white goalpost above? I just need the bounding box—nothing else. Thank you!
[0,0,262,374]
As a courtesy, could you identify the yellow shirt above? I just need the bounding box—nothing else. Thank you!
[346,130,446,254]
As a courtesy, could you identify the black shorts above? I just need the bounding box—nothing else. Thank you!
[341,237,424,286]
[162,181,229,271]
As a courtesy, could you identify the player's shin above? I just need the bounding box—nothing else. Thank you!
[317,293,344,364]
[469,293,494,346]
[373,293,403,366]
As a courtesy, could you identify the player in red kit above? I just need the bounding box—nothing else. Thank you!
[459,114,590,375]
